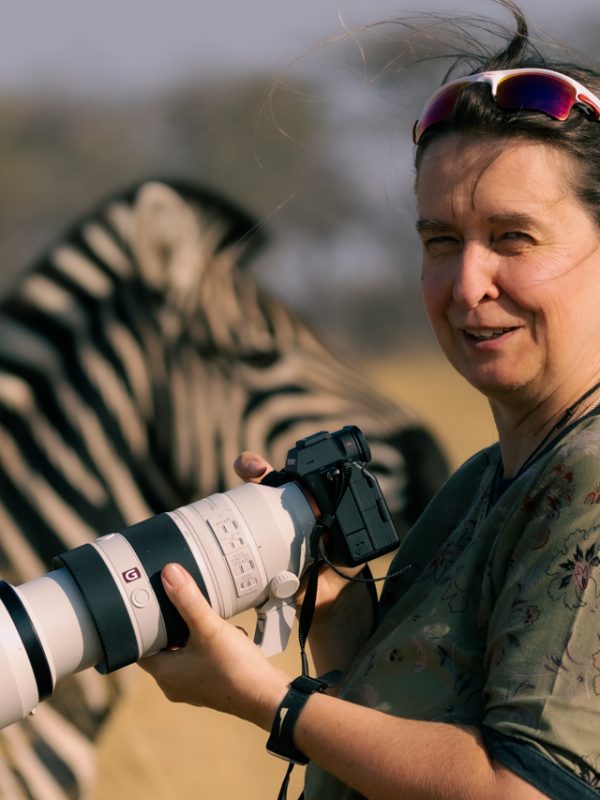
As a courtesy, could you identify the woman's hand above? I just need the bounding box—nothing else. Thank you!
[234,451,375,675]
[139,563,290,731]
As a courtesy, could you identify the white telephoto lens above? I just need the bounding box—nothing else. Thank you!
[0,479,316,729]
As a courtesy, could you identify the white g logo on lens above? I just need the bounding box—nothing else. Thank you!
[122,567,141,583]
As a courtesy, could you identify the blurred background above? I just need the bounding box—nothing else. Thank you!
[2,0,598,360]
[4,0,598,468]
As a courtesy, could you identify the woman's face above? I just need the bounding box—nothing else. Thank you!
[416,135,600,415]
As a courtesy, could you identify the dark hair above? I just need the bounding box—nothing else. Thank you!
[413,0,600,223]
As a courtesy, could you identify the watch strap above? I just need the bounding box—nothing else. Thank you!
[266,671,341,764]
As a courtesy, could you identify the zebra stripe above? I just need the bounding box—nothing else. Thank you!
[0,177,449,798]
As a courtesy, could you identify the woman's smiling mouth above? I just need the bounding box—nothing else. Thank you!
[463,327,517,341]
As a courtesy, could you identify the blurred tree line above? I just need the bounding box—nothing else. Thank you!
[1,10,596,355]
[0,25,442,357]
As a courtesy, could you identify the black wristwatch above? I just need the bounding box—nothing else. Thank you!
[266,673,338,764]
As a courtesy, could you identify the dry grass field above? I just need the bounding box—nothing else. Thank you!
[90,348,497,800]
[366,348,497,470]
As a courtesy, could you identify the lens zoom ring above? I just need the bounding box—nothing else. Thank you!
[56,544,139,673]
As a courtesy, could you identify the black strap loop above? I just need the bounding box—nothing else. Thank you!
[297,528,325,675]
[277,763,295,800]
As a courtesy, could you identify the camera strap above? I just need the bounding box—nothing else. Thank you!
[297,523,329,673]
[272,513,387,800]
[263,467,384,799]
[272,523,334,800]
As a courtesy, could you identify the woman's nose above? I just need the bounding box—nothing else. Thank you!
[451,242,501,308]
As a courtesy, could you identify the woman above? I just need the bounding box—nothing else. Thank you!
[140,4,600,798]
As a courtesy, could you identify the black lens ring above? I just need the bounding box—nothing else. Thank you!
[55,544,139,674]
[120,513,209,647]
[0,580,54,701]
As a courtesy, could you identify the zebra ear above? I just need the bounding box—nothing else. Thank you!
[130,180,262,313]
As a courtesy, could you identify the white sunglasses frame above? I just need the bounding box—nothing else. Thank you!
[413,67,600,144]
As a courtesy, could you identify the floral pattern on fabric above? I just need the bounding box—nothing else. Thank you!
[305,415,600,800]
[547,527,600,608]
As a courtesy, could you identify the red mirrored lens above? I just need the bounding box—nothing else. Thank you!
[413,82,467,143]
[495,73,576,120]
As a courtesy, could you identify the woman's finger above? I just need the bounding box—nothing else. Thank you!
[233,451,273,483]
[160,563,222,641]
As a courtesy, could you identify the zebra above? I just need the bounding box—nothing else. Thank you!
[0,178,449,799]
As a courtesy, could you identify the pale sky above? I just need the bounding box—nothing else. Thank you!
[1,0,596,96]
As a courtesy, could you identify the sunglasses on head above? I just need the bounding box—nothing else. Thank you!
[412,67,600,144]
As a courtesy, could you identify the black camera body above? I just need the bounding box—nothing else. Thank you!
[266,425,401,567]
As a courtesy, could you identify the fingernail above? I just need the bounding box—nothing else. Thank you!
[163,563,185,589]
[246,458,267,478]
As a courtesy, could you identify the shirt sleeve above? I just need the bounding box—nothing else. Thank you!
[482,437,600,797]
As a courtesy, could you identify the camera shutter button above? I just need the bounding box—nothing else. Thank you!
[270,572,300,599]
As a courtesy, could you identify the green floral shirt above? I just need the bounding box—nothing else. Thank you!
[305,411,600,799]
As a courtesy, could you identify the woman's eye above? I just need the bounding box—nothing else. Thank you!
[422,235,460,253]
[503,231,526,239]
[498,230,533,246]
[495,232,536,254]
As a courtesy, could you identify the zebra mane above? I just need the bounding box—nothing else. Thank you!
[46,176,265,270]
[126,178,266,291]
[7,177,264,309]
[2,179,280,360]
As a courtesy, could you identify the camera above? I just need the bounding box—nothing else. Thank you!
[0,425,399,730]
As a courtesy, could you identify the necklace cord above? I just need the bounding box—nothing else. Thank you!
[508,379,600,480]
[555,378,600,429]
